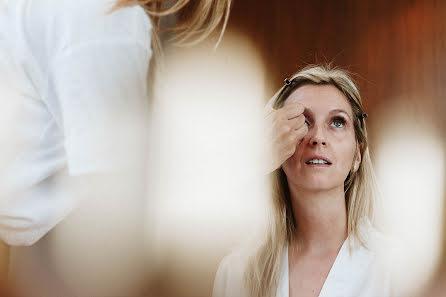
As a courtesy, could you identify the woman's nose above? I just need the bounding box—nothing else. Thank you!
[308,125,327,146]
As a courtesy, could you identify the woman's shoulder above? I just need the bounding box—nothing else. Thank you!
[213,246,252,297]
[355,218,389,250]
[356,219,407,296]
[27,0,148,21]
[23,0,151,57]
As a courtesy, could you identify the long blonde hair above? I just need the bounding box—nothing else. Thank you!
[111,0,232,102]
[113,0,232,57]
[245,65,378,297]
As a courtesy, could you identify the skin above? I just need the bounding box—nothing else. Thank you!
[277,84,361,297]
[264,102,308,174]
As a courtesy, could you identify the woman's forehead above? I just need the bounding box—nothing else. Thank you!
[284,84,353,116]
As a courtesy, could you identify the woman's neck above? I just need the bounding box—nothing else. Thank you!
[288,184,347,254]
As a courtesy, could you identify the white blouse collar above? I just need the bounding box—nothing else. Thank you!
[276,236,376,297]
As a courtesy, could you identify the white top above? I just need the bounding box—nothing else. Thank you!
[213,224,394,297]
[0,0,152,246]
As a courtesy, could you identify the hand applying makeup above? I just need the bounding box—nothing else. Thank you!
[264,101,308,174]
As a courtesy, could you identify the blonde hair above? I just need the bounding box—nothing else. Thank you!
[111,0,232,102]
[245,65,378,297]
[113,0,232,57]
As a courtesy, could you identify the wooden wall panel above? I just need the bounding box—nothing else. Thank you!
[227,0,446,124]
[155,1,446,296]
[226,0,446,287]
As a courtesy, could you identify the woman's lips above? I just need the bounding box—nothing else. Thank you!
[305,162,331,167]
[305,155,332,165]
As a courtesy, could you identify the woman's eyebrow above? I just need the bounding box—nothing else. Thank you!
[329,109,352,120]
[304,108,352,121]
[303,108,313,117]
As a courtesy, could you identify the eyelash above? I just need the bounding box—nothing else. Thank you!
[331,116,346,128]
[304,116,347,127]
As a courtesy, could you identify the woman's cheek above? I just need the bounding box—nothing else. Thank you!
[338,140,358,173]
[283,147,303,176]
[330,127,350,138]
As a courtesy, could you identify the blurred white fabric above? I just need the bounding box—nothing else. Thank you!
[0,0,152,296]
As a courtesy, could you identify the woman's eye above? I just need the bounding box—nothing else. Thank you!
[330,117,345,128]
[304,120,310,126]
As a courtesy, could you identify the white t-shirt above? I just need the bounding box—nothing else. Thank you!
[0,0,152,246]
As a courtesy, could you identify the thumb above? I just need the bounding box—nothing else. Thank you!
[264,96,276,116]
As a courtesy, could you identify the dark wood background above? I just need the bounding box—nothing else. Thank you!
[157,1,446,296]
[228,0,446,271]
[228,0,446,121]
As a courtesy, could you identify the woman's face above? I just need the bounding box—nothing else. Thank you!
[282,84,361,192]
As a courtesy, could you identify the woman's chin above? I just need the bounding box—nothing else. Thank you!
[293,176,336,192]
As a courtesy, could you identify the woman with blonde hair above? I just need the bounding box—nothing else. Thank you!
[213,65,391,297]
[0,0,231,296]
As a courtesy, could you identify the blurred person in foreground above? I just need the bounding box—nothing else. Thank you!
[418,223,446,296]
[213,65,397,297]
[0,0,231,296]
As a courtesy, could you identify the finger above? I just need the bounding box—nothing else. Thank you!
[288,126,307,145]
[283,102,305,119]
[285,114,305,131]
[264,104,275,117]
[288,114,306,130]
[264,96,277,113]
[294,125,308,141]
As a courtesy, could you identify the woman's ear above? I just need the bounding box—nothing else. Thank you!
[353,143,363,172]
